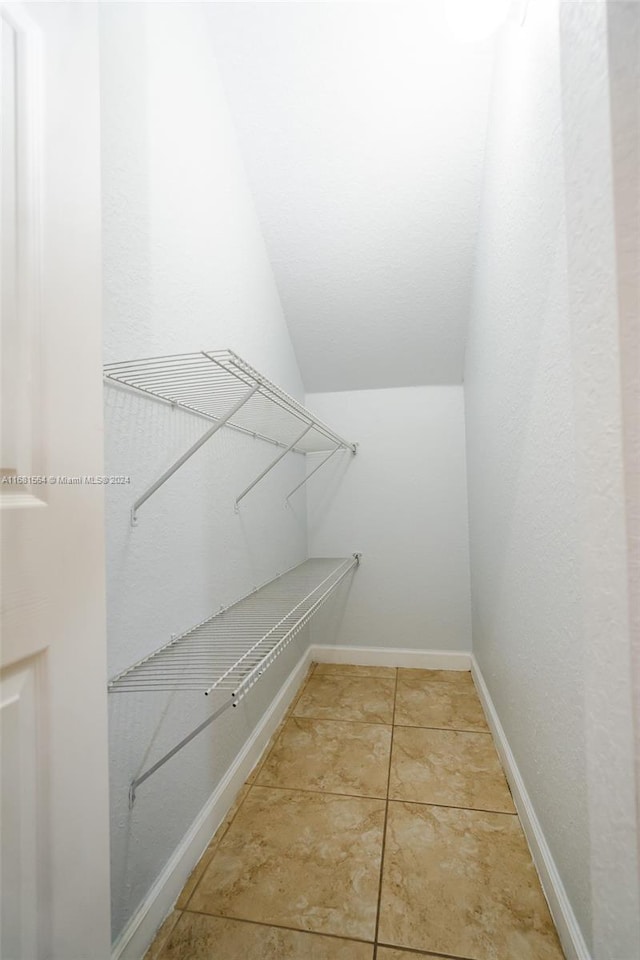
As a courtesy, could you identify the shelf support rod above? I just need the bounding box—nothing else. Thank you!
[286,444,341,500]
[235,424,313,508]
[128,698,233,807]
[131,384,259,523]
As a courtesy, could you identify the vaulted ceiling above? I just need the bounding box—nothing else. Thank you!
[208,3,496,392]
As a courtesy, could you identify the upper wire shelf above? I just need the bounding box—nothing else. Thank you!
[104,349,355,454]
[104,349,356,521]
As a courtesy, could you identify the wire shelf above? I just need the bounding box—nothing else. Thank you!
[104,349,355,455]
[108,556,360,701]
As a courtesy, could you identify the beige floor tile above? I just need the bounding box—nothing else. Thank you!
[177,847,217,910]
[378,802,565,960]
[246,716,291,784]
[177,784,252,908]
[144,910,182,960]
[395,669,488,732]
[256,717,392,798]
[189,786,386,941]
[293,675,395,723]
[158,913,374,959]
[287,663,318,713]
[389,726,515,813]
[314,663,397,679]
[245,665,316,785]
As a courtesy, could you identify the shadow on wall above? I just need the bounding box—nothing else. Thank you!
[309,572,359,650]
[464,0,583,692]
[305,449,354,542]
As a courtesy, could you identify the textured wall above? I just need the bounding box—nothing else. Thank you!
[465,0,640,955]
[607,0,640,899]
[560,2,640,954]
[100,3,308,941]
[464,0,591,945]
[306,387,471,653]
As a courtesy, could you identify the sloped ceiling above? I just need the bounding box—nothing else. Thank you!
[208,2,496,392]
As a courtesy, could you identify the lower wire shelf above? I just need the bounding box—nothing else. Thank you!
[108,555,361,804]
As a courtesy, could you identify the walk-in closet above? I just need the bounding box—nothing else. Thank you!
[1,2,637,959]
[100,3,638,959]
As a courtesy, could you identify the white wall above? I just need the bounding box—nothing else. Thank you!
[560,2,640,953]
[100,3,308,943]
[306,387,471,653]
[464,1,640,956]
[606,0,640,886]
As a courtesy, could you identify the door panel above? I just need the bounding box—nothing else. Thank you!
[0,4,110,958]
[0,655,46,960]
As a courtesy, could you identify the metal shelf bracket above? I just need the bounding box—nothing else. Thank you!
[130,384,259,524]
[235,424,313,508]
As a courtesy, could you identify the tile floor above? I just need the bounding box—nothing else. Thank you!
[146,664,565,960]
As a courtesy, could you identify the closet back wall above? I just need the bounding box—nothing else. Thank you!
[306,387,472,654]
[101,3,308,943]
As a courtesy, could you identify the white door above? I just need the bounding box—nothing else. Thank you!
[0,3,110,959]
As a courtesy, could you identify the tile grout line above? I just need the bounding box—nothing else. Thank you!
[386,795,518,816]
[290,713,489,735]
[290,713,401,727]
[178,906,480,960]
[252,783,388,802]
[249,781,516,817]
[314,670,397,679]
[392,721,490,735]
[278,714,393,730]
[393,723,493,736]
[180,907,376,947]
[377,940,479,960]
[372,667,398,960]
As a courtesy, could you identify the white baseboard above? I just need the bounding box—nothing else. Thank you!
[310,643,472,671]
[110,647,314,960]
[471,657,592,960]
